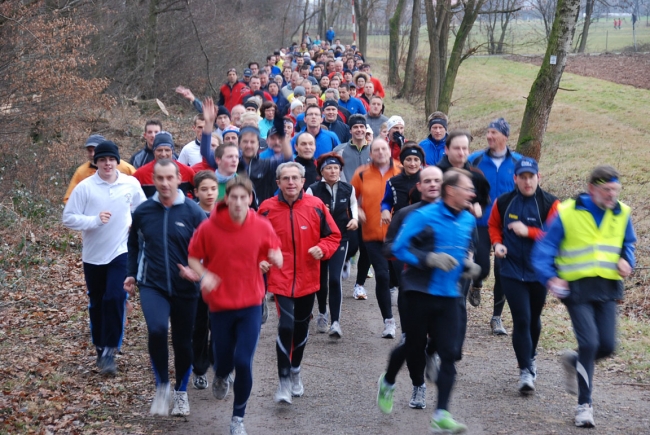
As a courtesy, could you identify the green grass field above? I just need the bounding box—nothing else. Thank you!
[368,18,650,57]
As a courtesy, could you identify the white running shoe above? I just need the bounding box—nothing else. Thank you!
[171,390,190,416]
[315,312,329,333]
[382,318,396,339]
[230,416,247,435]
[342,261,351,280]
[329,321,342,338]
[575,403,595,427]
[367,267,374,278]
[274,377,292,404]
[290,368,304,397]
[353,284,367,300]
[409,384,426,409]
[390,287,398,307]
[150,382,171,416]
[518,368,535,394]
[212,373,232,400]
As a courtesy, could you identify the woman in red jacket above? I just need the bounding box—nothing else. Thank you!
[182,177,282,435]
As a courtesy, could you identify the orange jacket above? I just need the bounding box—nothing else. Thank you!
[351,160,402,242]
[63,161,136,203]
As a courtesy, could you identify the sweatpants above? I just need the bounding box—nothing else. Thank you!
[404,291,461,411]
[275,293,316,378]
[473,226,506,317]
[317,241,348,322]
[83,253,128,351]
[565,299,617,405]
[192,296,213,377]
[501,277,547,372]
[364,241,393,320]
[140,287,198,391]
[210,305,262,418]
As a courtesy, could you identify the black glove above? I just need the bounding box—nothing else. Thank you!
[392,131,405,148]
[461,259,482,280]
[273,110,286,139]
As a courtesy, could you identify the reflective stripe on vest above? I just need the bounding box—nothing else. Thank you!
[555,198,630,281]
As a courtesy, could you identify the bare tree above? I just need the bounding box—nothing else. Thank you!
[532,0,558,40]
[388,0,407,85]
[399,0,422,97]
[483,0,521,54]
[575,0,595,52]
[517,0,581,160]
[424,0,451,114]
[353,0,380,54]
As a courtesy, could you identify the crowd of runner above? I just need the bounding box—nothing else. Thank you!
[61,34,636,435]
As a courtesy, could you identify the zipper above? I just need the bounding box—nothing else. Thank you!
[163,206,172,295]
[289,204,297,297]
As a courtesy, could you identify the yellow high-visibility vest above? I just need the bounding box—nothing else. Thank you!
[555,198,630,281]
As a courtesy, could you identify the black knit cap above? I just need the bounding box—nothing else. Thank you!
[399,145,424,164]
[93,140,121,164]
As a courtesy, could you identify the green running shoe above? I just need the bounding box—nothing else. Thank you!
[430,410,467,434]
[376,373,395,414]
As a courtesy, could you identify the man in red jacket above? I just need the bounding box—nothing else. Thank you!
[219,68,247,112]
[182,177,282,435]
[258,162,341,404]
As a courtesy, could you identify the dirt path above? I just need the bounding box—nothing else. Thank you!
[145,268,650,435]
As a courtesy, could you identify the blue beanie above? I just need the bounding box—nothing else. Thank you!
[488,118,510,138]
[152,131,174,150]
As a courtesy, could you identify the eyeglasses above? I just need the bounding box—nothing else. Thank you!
[595,184,621,195]
[452,185,475,194]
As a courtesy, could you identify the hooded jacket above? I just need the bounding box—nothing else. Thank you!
[258,191,341,297]
[188,203,281,312]
[127,191,206,298]
[418,134,447,166]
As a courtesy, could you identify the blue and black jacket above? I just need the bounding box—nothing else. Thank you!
[127,190,206,298]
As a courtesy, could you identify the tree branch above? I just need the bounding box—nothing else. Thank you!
[184,0,217,95]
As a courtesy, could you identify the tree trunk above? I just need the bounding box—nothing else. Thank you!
[577,0,594,53]
[143,0,160,94]
[281,0,295,47]
[318,0,326,37]
[354,0,376,54]
[496,10,513,53]
[399,0,422,96]
[424,0,449,114]
[301,0,309,44]
[388,0,407,86]
[516,0,581,160]
[439,0,485,113]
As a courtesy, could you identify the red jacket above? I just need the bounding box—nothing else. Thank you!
[191,160,213,173]
[188,203,281,312]
[258,192,341,298]
[370,76,385,98]
[219,81,247,112]
[133,160,195,198]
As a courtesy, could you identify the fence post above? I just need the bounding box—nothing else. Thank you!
[606,30,608,52]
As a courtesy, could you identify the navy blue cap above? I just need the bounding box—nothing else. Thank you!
[515,157,539,175]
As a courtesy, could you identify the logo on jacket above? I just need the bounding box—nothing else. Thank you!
[124,193,132,203]
[175,222,186,227]
[300,226,308,230]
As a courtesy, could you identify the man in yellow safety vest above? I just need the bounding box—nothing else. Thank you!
[532,165,636,429]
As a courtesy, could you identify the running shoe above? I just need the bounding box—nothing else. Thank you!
[230,416,247,435]
[468,286,481,307]
[171,390,190,416]
[353,284,367,300]
[376,373,395,414]
[342,261,351,280]
[575,403,595,428]
[274,377,292,404]
[561,350,579,395]
[212,374,231,400]
[367,267,374,278]
[382,318,396,339]
[193,374,208,390]
[390,287,398,307]
[150,382,171,416]
[424,352,440,384]
[261,300,269,324]
[99,354,117,376]
[490,316,508,335]
[329,321,342,339]
[409,384,426,409]
[518,368,535,394]
[430,410,467,433]
[290,368,304,397]
[315,313,329,333]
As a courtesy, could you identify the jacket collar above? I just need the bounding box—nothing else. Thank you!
[152,189,185,206]
[278,190,303,205]
[575,192,622,215]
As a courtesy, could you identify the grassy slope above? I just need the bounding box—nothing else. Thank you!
[369,19,650,56]
[374,54,650,381]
